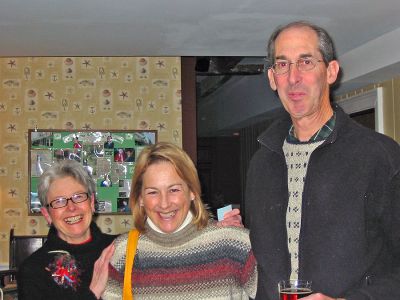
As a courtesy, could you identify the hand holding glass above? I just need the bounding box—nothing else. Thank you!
[278,279,312,300]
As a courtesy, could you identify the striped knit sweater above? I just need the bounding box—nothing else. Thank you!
[103,221,257,299]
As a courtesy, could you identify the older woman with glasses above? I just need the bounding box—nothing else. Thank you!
[17,160,115,300]
[102,142,257,299]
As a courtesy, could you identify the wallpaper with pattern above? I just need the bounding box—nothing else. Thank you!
[0,56,182,264]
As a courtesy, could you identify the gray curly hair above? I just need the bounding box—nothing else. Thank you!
[38,159,96,207]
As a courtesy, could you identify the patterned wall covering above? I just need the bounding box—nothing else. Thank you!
[0,56,182,264]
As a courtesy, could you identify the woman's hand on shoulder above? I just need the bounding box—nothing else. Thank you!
[89,242,115,299]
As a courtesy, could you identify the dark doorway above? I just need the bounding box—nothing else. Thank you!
[350,108,375,130]
[197,136,242,218]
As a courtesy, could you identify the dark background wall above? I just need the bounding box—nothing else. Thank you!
[197,136,241,217]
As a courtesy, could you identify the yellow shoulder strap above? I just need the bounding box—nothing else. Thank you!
[123,229,140,300]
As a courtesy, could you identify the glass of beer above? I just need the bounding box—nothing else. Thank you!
[278,279,312,300]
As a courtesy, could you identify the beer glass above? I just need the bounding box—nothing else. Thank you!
[278,279,312,300]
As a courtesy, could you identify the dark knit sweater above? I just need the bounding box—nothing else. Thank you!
[104,221,257,299]
[245,105,400,300]
[17,222,116,300]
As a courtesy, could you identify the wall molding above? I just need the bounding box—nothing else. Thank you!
[336,87,384,133]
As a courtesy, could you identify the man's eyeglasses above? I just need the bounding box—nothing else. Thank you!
[270,57,324,75]
[46,192,89,209]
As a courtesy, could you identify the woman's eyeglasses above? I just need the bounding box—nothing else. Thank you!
[47,192,89,209]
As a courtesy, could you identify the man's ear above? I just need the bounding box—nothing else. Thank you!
[267,69,277,91]
[40,207,52,225]
[327,60,340,85]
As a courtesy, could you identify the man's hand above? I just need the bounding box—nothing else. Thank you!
[217,208,244,227]
[303,293,344,300]
[89,242,115,299]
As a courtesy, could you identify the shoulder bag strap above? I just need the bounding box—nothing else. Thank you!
[123,229,140,300]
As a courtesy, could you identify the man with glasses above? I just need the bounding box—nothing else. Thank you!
[18,160,115,300]
[245,21,400,300]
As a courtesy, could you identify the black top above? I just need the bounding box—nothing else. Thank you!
[17,222,116,300]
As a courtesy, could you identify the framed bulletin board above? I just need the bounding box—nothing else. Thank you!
[28,129,157,215]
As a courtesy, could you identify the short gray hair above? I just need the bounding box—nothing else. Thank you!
[266,20,337,67]
[38,160,96,207]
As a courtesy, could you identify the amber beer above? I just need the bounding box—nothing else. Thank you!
[278,280,312,300]
[279,287,312,300]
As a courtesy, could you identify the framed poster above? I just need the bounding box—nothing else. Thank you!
[28,129,157,215]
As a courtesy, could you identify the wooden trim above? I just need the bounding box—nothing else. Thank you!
[181,57,197,163]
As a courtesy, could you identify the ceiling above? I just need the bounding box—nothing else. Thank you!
[1,0,399,57]
[1,0,400,136]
